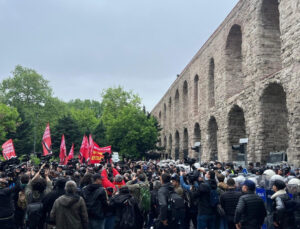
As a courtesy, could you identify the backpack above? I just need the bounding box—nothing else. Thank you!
[168,191,185,223]
[210,188,219,207]
[139,183,151,213]
[26,202,44,229]
[82,187,105,219]
[119,197,137,229]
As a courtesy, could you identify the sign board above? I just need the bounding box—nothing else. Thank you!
[268,152,285,163]
[194,142,201,147]
[239,138,248,144]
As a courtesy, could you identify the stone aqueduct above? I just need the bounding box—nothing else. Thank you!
[151,0,300,166]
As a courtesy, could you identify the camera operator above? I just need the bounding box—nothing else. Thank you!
[0,172,21,229]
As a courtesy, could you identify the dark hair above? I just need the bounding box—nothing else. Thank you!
[138,174,146,182]
[274,180,286,190]
[227,178,235,187]
[80,173,92,187]
[20,174,30,184]
[209,170,215,180]
[92,173,102,182]
[31,178,47,193]
[161,173,171,183]
[217,174,225,182]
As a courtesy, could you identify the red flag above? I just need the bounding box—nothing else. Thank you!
[2,139,16,160]
[79,135,89,163]
[59,135,67,165]
[88,134,94,162]
[90,145,112,164]
[65,143,74,165]
[42,123,52,156]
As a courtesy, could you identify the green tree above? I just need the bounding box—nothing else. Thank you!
[93,120,107,146]
[101,87,159,158]
[0,65,52,110]
[52,115,82,156]
[70,107,99,135]
[0,103,20,144]
[68,99,102,118]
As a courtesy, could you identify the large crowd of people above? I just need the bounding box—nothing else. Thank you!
[0,156,299,229]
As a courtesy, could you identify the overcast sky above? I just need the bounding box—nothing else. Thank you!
[0,0,239,111]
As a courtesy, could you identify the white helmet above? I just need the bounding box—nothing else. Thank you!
[234,175,246,185]
[263,169,276,180]
[288,178,300,186]
[248,177,258,186]
[270,175,285,183]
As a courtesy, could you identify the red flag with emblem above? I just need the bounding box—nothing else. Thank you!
[2,139,16,160]
[42,123,52,155]
[59,135,67,165]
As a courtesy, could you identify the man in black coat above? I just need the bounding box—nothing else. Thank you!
[82,173,108,229]
[0,177,20,229]
[157,173,175,229]
[193,170,218,229]
[234,180,266,229]
[220,178,242,229]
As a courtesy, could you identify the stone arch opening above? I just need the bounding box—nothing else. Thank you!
[194,123,201,158]
[260,0,281,74]
[168,134,172,159]
[260,83,288,163]
[175,89,180,124]
[158,111,161,123]
[175,131,180,160]
[194,75,199,113]
[182,81,188,119]
[164,135,167,152]
[208,116,218,161]
[163,103,167,126]
[168,97,172,127]
[225,24,243,97]
[183,128,189,159]
[208,58,215,107]
[228,105,246,161]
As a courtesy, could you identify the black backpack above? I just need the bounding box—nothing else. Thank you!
[119,197,138,229]
[26,202,44,229]
[82,187,105,219]
[168,191,185,223]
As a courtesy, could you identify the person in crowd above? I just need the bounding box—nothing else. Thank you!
[234,180,266,229]
[82,173,108,229]
[216,173,228,195]
[0,176,21,229]
[220,178,242,229]
[50,180,88,229]
[171,173,184,198]
[157,173,175,228]
[109,186,143,229]
[271,179,295,229]
[42,178,67,226]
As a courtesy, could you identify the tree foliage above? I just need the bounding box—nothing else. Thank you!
[0,103,20,144]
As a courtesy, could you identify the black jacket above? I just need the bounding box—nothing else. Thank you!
[157,182,174,221]
[0,182,20,219]
[234,192,266,229]
[272,193,295,229]
[220,188,242,222]
[82,183,107,219]
[192,179,217,215]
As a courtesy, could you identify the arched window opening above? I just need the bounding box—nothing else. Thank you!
[208,58,215,107]
[194,75,199,113]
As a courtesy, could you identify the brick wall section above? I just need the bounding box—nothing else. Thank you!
[151,0,300,166]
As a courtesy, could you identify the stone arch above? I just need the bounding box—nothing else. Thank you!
[175,89,180,124]
[175,130,180,160]
[208,116,218,161]
[182,81,188,119]
[194,75,199,113]
[168,134,172,158]
[225,24,243,98]
[208,58,215,107]
[183,128,189,159]
[163,135,167,151]
[260,83,288,163]
[228,105,247,161]
[168,97,172,127]
[260,0,281,74]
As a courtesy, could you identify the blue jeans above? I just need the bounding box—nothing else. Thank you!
[89,218,105,229]
[104,216,115,229]
[197,214,216,229]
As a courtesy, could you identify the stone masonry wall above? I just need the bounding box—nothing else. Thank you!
[151,0,300,166]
